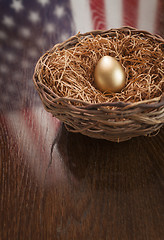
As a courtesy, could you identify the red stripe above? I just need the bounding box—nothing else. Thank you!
[22,108,45,154]
[23,108,61,160]
[123,0,139,28]
[155,0,163,35]
[89,0,107,30]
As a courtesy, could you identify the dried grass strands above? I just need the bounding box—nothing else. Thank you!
[36,30,164,106]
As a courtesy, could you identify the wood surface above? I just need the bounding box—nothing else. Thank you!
[0,113,164,239]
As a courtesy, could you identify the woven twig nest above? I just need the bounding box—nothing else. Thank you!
[33,26,164,142]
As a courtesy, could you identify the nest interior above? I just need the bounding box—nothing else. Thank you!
[37,28,164,106]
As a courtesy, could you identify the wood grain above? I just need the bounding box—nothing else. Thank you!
[0,115,164,240]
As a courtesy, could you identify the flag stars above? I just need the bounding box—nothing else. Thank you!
[28,48,39,58]
[13,72,21,80]
[5,53,15,62]
[2,16,15,28]
[37,38,46,48]
[60,33,69,42]
[0,64,8,74]
[12,40,23,49]
[37,0,50,7]
[10,0,24,13]
[7,85,15,93]
[22,59,31,69]
[19,27,31,38]
[0,31,7,40]
[54,5,65,18]
[45,23,55,34]
[28,11,40,24]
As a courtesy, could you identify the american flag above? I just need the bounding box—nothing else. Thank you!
[0,0,163,181]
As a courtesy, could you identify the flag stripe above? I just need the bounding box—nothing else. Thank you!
[22,107,61,162]
[104,0,123,29]
[123,0,139,28]
[89,0,107,30]
[32,107,61,153]
[154,0,162,34]
[22,109,46,157]
[5,112,40,164]
[5,109,62,182]
[138,0,158,33]
[70,0,93,33]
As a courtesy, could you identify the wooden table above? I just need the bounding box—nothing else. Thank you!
[0,106,164,239]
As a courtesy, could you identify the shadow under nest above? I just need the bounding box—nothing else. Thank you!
[51,124,164,192]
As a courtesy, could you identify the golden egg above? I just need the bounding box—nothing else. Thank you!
[94,56,126,93]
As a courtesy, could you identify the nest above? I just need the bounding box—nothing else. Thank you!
[33,27,164,142]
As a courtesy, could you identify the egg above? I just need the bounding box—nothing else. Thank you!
[94,56,126,93]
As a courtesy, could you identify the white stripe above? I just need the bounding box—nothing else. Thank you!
[138,0,158,33]
[32,106,61,150]
[6,111,39,160]
[105,0,123,29]
[70,0,93,33]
